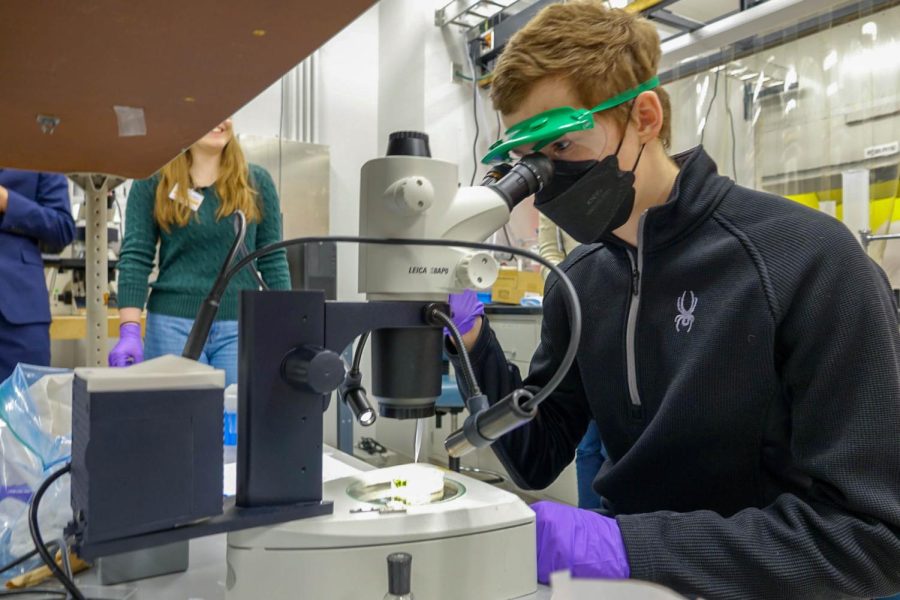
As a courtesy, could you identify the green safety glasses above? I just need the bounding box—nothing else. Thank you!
[482,76,660,164]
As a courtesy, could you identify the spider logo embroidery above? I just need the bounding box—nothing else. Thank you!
[674,291,698,333]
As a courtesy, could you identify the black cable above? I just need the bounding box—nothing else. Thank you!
[351,331,369,374]
[0,542,58,577]
[229,209,269,290]
[469,80,481,186]
[234,244,269,291]
[183,209,255,358]
[699,67,721,148]
[225,210,248,284]
[724,73,738,182]
[28,464,84,600]
[217,235,581,414]
[0,550,40,578]
[0,591,67,597]
[430,309,480,397]
[496,224,515,261]
[468,45,481,186]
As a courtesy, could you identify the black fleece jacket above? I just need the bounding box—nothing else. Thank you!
[449,147,900,599]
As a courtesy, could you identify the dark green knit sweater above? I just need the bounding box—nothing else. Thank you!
[117,164,291,320]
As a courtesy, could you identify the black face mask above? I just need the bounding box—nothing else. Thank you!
[534,137,644,244]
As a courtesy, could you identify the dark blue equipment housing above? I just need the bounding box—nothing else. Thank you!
[71,375,224,547]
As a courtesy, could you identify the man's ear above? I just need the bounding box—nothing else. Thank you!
[632,90,664,144]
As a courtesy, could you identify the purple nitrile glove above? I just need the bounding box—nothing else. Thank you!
[447,289,485,337]
[108,322,144,367]
[533,501,630,584]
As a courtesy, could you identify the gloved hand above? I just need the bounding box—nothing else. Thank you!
[108,322,144,367]
[533,501,630,584]
[447,289,485,336]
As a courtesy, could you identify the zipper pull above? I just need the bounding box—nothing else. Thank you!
[631,268,640,296]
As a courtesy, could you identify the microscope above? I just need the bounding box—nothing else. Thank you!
[69,130,552,541]
[355,131,549,420]
[68,131,567,599]
[222,131,561,599]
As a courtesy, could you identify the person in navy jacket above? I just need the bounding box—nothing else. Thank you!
[0,169,75,381]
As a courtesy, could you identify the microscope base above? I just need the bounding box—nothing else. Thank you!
[225,464,536,599]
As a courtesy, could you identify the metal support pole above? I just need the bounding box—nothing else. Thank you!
[860,230,900,252]
[70,174,124,366]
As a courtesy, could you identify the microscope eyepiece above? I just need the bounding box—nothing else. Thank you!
[484,153,554,210]
[480,163,513,186]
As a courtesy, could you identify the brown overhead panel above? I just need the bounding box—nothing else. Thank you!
[0,0,376,179]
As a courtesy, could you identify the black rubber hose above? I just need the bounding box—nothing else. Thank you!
[28,464,84,600]
[217,236,580,415]
[430,309,480,397]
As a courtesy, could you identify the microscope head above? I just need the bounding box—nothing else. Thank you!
[357,131,552,420]
[358,132,552,301]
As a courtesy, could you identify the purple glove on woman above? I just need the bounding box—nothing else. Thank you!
[533,501,630,584]
[447,289,485,336]
[108,322,144,367]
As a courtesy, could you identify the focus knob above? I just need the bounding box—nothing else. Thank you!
[281,346,346,394]
[456,251,499,289]
[384,176,434,215]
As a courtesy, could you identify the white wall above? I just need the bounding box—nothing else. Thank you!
[317,5,380,448]
[232,79,285,140]
[317,6,380,302]
[229,5,380,303]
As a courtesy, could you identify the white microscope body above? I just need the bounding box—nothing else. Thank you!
[358,152,507,300]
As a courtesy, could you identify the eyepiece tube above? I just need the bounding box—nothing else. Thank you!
[480,163,513,186]
[485,153,554,210]
[444,388,536,458]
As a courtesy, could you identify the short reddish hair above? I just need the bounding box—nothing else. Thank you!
[491,0,671,147]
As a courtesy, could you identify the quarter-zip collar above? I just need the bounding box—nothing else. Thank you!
[600,146,733,252]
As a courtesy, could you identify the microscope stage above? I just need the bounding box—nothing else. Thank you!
[226,463,537,599]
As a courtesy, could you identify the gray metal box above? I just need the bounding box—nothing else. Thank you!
[71,357,225,549]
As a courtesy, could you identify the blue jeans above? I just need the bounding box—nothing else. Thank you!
[575,421,606,509]
[144,312,239,386]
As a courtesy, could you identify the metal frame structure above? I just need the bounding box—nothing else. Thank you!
[435,0,518,28]
[68,175,125,366]
[659,0,900,77]
[861,230,900,252]
[438,0,900,87]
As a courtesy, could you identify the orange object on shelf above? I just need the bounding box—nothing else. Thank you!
[491,268,544,305]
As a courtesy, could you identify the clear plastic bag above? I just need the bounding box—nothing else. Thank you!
[0,364,74,579]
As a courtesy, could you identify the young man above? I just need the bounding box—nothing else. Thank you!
[447,2,900,598]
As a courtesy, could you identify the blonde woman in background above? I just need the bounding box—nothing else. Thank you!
[109,119,290,385]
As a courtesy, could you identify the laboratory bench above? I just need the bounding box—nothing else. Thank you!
[49,313,146,341]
